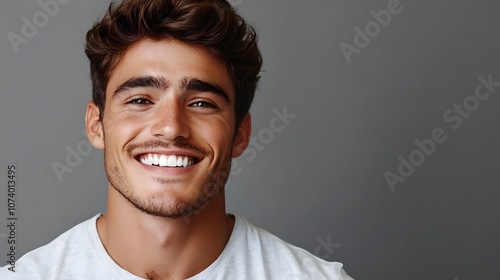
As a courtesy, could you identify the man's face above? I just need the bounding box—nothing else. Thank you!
[87,39,250,218]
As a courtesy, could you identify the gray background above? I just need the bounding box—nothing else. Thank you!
[1,1,499,279]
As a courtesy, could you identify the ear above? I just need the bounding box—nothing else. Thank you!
[232,113,251,158]
[85,101,105,149]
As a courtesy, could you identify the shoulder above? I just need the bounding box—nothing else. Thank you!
[0,214,101,280]
[231,215,354,280]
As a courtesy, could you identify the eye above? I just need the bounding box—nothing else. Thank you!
[126,97,153,105]
[190,100,217,109]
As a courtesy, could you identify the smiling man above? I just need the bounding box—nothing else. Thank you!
[0,0,353,279]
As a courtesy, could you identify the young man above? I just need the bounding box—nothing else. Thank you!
[1,1,353,279]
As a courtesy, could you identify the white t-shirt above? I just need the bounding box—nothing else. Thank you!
[0,214,353,279]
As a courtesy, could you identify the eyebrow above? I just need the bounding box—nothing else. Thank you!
[113,76,169,98]
[112,76,231,104]
[180,77,231,104]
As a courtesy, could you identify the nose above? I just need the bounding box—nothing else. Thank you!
[150,98,190,141]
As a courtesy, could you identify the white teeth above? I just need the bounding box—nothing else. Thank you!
[140,154,195,168]
[159,155,167,167]
[167,155,177,167]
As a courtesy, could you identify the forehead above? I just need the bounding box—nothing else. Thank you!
[106,38,234,100]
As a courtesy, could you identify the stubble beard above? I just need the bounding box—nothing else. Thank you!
[104,147,232,219]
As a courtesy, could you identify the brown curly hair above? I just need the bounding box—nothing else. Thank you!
[85,0,262,125]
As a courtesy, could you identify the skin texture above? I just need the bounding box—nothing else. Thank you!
[85,38,251,279]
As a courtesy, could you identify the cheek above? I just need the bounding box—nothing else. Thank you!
[193,115,235,154]
[103,113,145,148]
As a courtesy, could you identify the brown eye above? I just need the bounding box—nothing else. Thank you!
[127,98,152,105]
[191,100,217,108]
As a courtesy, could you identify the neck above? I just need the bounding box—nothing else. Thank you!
[97,186,235,279]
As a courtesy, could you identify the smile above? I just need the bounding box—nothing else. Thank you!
[138,154,197,167]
